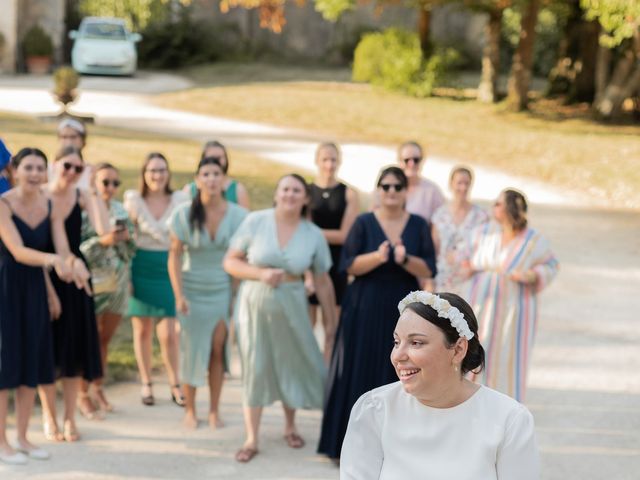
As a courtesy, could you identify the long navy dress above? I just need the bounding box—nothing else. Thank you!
[0,199,55,389]
[50,192,102,381]
[317,212,436,459]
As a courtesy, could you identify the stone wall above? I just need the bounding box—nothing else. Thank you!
[191,1,485,63]
[18,0,66,65]
[0,0,19,72]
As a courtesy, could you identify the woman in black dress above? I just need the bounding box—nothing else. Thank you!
[39,146,110,442]
[0,148,85,463]
[308,142,359,362]
[318,166,436,460]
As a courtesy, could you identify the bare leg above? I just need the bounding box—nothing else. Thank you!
[242,406,262,450]
[62,377,80,441]
[323,305,340,364]
[182,385,198,429]
[156,317,182,402]
[0,389,17,455]
[283,404,305,448]
[94,312,122,411]
[132,316,154,398]
[208,320,227,429]
[38,383,63,442]
[15,386,40,450]
[309,304,318,329]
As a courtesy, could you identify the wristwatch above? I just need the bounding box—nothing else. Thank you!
[402,254,409,266]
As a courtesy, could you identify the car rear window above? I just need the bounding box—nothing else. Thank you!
[81,23,127,40]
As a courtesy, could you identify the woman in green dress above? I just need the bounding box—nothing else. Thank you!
[183,141,250,209]
[168,156,247,430]
[124,153,189,407]
[224,174,336,463]
[79,163,136,417]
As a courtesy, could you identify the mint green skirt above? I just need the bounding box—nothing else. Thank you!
[127,249,176,318]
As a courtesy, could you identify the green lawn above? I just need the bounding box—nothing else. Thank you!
[153,62,640,209]
[1,111,294,382]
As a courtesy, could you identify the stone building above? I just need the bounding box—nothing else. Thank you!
[0,0,66,73]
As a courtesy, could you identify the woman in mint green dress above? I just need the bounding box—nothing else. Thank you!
[183,140,250,209]
[168,156,247,430]
[224,174,337,463]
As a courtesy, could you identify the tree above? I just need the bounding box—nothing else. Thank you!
[581,0,640,119]
[315,0,450,58]
[465,1,512,103]
[506,0,542,110]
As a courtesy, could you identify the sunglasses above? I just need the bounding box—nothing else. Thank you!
[102,179,121,188]
[379,183,405,192]
[63,162,84,174]
[403,157,422,165]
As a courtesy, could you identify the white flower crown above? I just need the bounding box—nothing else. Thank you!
[397,291,475,340]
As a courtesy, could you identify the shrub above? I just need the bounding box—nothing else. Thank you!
[23,24,54,57]
[138,8,241,68]
[352,28,460,98]
[53,67,80,107]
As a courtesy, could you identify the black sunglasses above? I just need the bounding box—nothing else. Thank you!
[379,183,405,192]
[63,162,84,174]
[403,157,422,165]
[102,179,121,188]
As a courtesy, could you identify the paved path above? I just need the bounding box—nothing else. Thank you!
[1,74,638,479]
[0,74,587,206]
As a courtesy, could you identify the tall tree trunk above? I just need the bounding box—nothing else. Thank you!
[594,42,611,105]
[547,0,599,102]
[507,0,541,111]
[418,7,433,58]
[595,46,640,119]
[478,8,503,103]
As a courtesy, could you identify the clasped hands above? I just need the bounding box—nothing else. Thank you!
[376,240,407,265]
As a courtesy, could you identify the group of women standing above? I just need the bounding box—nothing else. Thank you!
[0,122,558,468]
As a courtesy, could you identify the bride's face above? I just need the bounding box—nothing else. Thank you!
[391,310,458,399]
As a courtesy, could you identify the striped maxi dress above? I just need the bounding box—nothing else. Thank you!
[465,222,559,402]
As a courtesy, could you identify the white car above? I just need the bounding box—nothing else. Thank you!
[69,17,141,76]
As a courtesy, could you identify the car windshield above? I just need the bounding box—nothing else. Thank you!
[81,22,127,40]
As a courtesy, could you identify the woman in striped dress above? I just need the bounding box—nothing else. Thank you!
[465,189,558,402]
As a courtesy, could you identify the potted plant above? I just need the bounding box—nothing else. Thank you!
[23,24,54,74]
[52,66,80,112]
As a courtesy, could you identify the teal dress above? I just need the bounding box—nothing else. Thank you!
[169,202,247,387]
[189,180,238,204]
[230,209,332,408]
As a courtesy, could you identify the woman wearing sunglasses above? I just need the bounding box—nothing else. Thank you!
[318,166,436,461]
[39,146,111,442]
[77,163,136,417]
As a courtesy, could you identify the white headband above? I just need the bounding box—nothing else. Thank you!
[398,291,474,340]
[58,118,86,135]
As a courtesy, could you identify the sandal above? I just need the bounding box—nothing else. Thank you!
[78,392,102,420]
[171,384,185,407]
[283,432,305,449]
[42,417,64,442]
[94,386,114,413]
[235,447,259,463]
[63,420,80,442]
[141,382,154,406]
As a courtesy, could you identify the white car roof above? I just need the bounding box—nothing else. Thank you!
[81,17,127,25]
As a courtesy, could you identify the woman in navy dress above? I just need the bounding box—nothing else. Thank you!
[308,142,359,362]
[318,166,436,460]
[39,145,110,443]
[0,148,83,463]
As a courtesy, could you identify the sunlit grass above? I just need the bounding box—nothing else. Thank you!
[154,63,640,208]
